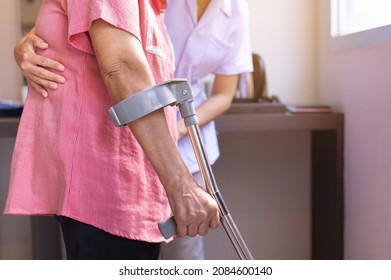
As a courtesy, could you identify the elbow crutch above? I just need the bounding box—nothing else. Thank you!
[108,79,253,260]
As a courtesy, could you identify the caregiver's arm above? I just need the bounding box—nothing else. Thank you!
[14,28,65,97]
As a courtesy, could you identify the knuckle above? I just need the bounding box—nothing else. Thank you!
[188,231,197,237]
[22,52,29,60]
[20,62,28,71]
[176,229,186,238]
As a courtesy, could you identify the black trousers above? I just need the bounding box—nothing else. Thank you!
[55,216,160,260]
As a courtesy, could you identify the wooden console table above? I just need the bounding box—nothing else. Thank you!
[1,104,344,259]
[215,104,344,260]
[0,117,19,137]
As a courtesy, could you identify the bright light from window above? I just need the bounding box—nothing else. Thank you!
[331,0,391,37]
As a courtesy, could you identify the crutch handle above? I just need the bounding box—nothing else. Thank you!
[158,216,176,239]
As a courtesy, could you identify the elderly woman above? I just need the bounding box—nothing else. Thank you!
[5,0,219,260]
[13,0,252,260]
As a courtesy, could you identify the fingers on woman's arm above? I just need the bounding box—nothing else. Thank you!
[26,67,65,97]
[29,81,50,98]
[15,28,66,97]
[20,56,66,98]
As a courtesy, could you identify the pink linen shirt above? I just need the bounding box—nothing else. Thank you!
[4,0,175,243]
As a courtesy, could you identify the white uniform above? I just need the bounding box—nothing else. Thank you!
[160,0,253,260]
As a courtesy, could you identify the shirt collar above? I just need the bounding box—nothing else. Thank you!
[151,0,167,13]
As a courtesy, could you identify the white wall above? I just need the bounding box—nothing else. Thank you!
[318,1,391,259]
[0,0,23,102]
[247,0,318,104]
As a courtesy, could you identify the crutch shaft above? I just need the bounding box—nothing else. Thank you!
[108,79,253,259]
[186,123,253,260]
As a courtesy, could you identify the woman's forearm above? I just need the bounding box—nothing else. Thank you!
[89,19,220,237]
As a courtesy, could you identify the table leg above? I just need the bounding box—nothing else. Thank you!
[311,130,344,259]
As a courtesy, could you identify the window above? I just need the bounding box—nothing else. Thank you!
[330,0,391,49]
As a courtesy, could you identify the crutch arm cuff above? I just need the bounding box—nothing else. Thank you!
[108,79,193,126]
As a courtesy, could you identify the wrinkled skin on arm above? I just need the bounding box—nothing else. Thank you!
[88,19,220,238]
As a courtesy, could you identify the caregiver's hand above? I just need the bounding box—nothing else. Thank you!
[15,28,65,97]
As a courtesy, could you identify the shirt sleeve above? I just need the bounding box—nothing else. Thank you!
[63,0,141,54]
[213,1,253,75]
